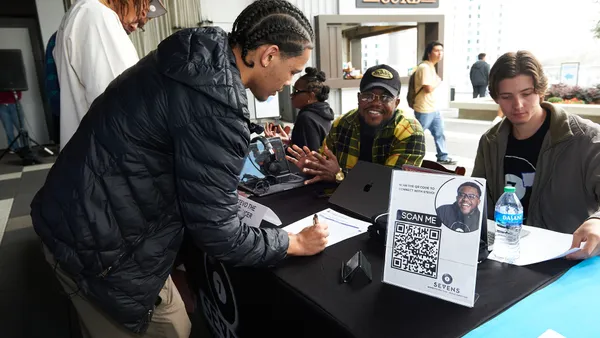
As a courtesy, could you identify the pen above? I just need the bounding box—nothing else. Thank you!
[313,214,319,226]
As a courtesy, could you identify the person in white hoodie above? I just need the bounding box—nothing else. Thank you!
[54,0,166,150]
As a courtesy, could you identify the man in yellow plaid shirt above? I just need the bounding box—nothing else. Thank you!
[287,64,426,184]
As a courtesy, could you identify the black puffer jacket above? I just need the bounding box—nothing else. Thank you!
[30,27,289,333]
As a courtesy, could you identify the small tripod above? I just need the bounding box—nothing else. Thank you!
[0,90,53,164]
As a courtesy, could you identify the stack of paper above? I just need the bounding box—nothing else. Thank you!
[488,224,580,266]
[282,208,371,247]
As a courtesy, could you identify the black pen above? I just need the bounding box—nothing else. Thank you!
[313,214,319,226]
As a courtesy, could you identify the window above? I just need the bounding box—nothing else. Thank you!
[364,60,367,68]
[477,14,480,18]
[375,59,379,65]
[364,45,367,49]
[468,40,471,44]
[467,65,470,69]
[375,44,379,48]
[477,39,479,43]
[468,48,471,52]
[364,53,367,57]
[469,14,471,18]
[478,5,480,9]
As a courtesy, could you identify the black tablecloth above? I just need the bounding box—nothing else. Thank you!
[184,184,577,338]
[254,184,577,338]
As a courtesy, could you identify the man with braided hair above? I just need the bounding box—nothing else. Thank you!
[32,0,328,337]
[54,0,167,150]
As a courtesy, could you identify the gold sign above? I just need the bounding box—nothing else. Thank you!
[372,69,394,79]
[357,0,439,8]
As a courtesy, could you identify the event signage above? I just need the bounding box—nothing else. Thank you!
[383,171,485,307]
[237,194,281,228]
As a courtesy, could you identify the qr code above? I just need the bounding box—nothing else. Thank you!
[391,221,441,278]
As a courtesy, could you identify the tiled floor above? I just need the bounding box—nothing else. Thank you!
[0,149,211,338]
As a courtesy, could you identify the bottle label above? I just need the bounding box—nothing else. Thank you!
[495,211,523,226]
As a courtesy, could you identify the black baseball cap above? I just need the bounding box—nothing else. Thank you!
[147,0,167,19]
[360,64,401,97]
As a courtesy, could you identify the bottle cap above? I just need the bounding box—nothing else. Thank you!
[504,186,516,193]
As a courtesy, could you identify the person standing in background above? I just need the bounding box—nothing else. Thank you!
[470,53,490,98]
[413,41,456,165]
[54,0,167,149]
[0,91,23,153]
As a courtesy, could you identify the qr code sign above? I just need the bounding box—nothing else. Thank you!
[391,221,441,278]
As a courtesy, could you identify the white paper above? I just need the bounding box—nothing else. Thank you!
[488,225,580,266]
[237,195,280,228]
[383,171,486,308]
[538,329,566,338]
[264,208,282,226]
[282,208,370,247]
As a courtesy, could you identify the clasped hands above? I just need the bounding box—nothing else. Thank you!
[285,144,341,185]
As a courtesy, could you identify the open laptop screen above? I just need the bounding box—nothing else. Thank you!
[266,137,291,175]
[239,137,291,181]
[240,140,266,181]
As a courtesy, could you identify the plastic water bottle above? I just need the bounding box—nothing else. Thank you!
[494,186,523,262]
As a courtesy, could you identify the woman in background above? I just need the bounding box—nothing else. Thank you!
[265,67,334,150]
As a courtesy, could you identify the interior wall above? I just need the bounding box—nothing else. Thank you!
[35,0,64,45]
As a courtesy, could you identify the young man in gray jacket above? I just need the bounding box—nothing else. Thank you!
[472,50,600,260]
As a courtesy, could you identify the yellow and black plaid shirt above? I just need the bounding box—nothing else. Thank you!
[322,109,425,169]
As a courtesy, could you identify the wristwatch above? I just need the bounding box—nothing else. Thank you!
[335,168,346,183]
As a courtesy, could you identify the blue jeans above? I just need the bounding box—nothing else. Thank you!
[414,111,449,161]
[0,103,23,151]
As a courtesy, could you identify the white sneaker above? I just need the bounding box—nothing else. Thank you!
[492,116,502,125]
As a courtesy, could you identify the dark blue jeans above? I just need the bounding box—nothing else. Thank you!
[0,103,23,151]
[414,111,449,161]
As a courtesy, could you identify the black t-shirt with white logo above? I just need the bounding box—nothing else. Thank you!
[504,111,551,221]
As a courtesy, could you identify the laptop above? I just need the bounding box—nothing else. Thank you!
[238,137,305,196]
[328,161,393,221]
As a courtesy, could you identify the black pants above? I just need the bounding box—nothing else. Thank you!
[473,85,487,98]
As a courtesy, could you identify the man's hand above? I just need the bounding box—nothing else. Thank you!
[287,221,329,256]
[566,218,600,260]
[286,145,316,172]
[301,145,341,185]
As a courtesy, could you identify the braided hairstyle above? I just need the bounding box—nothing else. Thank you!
[300,67,330,102]
[106,0,149,22]
[229,0,314,68]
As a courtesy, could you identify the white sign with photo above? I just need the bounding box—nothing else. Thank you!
[383,171,486,307]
